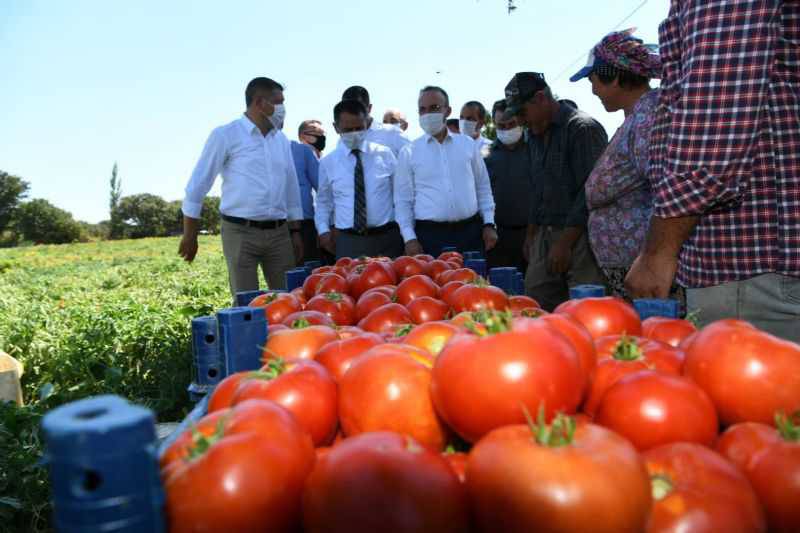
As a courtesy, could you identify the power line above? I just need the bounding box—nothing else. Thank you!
[552,0,650,82]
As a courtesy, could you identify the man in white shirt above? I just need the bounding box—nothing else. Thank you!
[179,77,304,297]
[316,100,403,259]
[460,100,493,156]
[395,86,499,258]
[341,86,410,157]
[382,108,409,132]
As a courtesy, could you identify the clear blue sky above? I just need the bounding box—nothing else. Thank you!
[1,0,667,223]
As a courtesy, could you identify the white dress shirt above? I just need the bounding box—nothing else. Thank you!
[338,119,410,157]
[315,141,398,235]
[394,130,495,242]
[182,114,303,221]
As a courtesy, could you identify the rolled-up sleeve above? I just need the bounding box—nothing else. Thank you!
[472,141,495,225]
[565,122,607,227]
[183,127,226,219]
[394,145,417,242]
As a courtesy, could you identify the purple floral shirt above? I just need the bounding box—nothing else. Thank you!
[585,90,658,268]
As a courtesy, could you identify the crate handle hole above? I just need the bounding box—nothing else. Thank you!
[73,469,103,495]
[74,408,108,420]
[243,312,252,321]
[207,368,219,379]
[204,334,215,344]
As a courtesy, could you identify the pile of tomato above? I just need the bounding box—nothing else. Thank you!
[161,253,800,533]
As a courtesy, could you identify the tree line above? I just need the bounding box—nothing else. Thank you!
[0,167,220,247]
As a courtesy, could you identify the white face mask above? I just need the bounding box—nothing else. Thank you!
[340,130,366,150]
[496,126,523,145]
[268,104,286,129]
[459,119,478,137]
[420,113,445,136]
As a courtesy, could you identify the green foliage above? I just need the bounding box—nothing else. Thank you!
[108,162,125,240]
[200,196,221,234]
[16,199,83,245]
[0,171,30,234]
[115,193,173,239]
[0,235,230,530]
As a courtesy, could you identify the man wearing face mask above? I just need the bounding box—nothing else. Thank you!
[459,100,493,156]
[484,99,532,273]
[291,120,325,263]
[315,100,404,259]
[341,86,410,157]
[179,77,304,299]
[395,86,498,258]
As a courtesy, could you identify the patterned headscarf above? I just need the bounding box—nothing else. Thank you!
[593,28,661,79]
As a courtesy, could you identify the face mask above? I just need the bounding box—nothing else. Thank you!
[496,126,523,145]
[459,119,478,137]
[340,130,366,150]
[268,104,286,129]
[310,135,326,152]
[420,113,445,136]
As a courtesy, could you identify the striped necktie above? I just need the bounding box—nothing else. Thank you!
[352,148,367,233]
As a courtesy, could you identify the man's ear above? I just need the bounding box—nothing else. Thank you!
[443,106,452,119]
[332,123,341,135]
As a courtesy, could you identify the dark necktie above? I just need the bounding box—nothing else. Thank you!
[352,149,367,233]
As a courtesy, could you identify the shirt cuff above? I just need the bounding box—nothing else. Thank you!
[182,199,202,219]
[316,221,330,235]
[481,211,495,226]
[287,207,304,222]
[653,169,742,218]
[400,225,417,243]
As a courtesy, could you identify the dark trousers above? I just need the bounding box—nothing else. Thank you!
[335,225,404,259]
[487,225,528,273]
[301,219,334,265]
[415,215,484,258]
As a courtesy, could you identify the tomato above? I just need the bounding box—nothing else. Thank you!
[333,325,363,339]
[314,272,349,296]
[414,253,434,262]
[644,442,766,533]
[508,295,540,313]
[450,283,509,314]
[402,321,459,356]
[302,272,325,300]
[392,255,426,279]
[357,302,412,335]
[162,400,315,533]
[314,332,384,381]
[263,324,338,361]
[339,346,446,450]
[595,371,719,451]
[716,414,800,532]
[437,251,463,265]
[247,291,301,325]
[642,316,697,347]
[268,323,288,336]
[305,292,356,326]
[439,280,466,308]
[354,290,391,322]
[334,257,354,269]
[595,335,685,374]
[682,320,800,426]
[431,313,583,442]
[406,296,450,324]
[537,313,596,395]
[437,267,478,286]
[554,296,642,339]
[282,310,336,328]
[423,259,452,281]
[302,432,469,533]
[290,286,307,307]
[229,359,338,447]
[395,274,439,305]
[207,371,249,413]
[349,261,397,300]
[467,415,651,533]
[442,451,467,484]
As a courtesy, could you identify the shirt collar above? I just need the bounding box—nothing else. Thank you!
[239,113,276,137]
[552,102,574,127]
[425,128,453,144]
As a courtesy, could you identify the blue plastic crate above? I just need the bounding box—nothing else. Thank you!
[304,260,323,271]
[633,298,680,320]
[463,250,483,260]
[514,272,525,296]
[489,267,517,294]
[235,289,267,307]
[285,268,308,291]
[217,306,267,375]
[569,284,606,299]
[440,246,458,254]
[464,258,487,277]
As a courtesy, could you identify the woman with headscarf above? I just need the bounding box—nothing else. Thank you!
[570,28,667,300]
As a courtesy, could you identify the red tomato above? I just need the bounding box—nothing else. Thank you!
[595,371,719,451]
[450,283,509,314]
[302,272,325,300]
[439,280,466,308]
[334,325,363,339]
[207,371,249,413]
[302,432,469,533]
[508,295,540,313]
[395,274,439,305]
[406,296,450,324]
[467,416,651,533]
[431,314,583,442]
[357,302,412,335]
[423,259,452,281]
[437,251,463,264]
[248,291,303,325]
[305,292,356,326]
[334,257,354,269]
[162,400,315,533]
[436,267,478,286]
[314,272,348,296]
[555,296,642,339]
[263,324,338,361]
[230,359,338,446]
[282,310,336,328]
[339,347,447,451]
[644,442,766,533]
[537,313,596,396]
[354,290,392,322]
[290,286,307,307]
[392,255,426,279]
[402,321,459,356]
[268,323,288,336]
[642,316,697,347]
[414,253,434,262]
[314,333,384,381]
[682,320,800,426]
[349,261,397,300]
[595,335,685,374]
[716,414,800,532]
[442,451,467,484]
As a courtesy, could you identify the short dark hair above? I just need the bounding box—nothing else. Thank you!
[342,86,370,107]
[593,66,649,90]
[491,99,507,119]
[333,99,368,123]
[419,86,450,107]
[463,100,487,121]
[297,119,322,137]
[245,77,283,107]
[446,118,460,128]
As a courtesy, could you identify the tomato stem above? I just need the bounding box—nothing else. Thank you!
[186,416,227,461]
[291,317,311,329]
[522,405,576,448]
[324,292,343,302]
[651,474,673,501]
[612,335,643,361]
[775,411,800,442]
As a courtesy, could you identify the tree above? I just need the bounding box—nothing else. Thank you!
[116,193,173,238]
[0,171,30,233]
[108,162,124,239]
[200,196,221,234]
[16,199,83,244]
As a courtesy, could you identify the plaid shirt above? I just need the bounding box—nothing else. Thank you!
[649,0,800,288]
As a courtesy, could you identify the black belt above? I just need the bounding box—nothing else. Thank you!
[415,213,480,230]
[222,214,286,229]
[339,222,398,236]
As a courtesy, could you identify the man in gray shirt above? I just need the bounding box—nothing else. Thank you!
[504,72,607,310]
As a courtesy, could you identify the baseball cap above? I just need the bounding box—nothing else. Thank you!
[504,72,548,116]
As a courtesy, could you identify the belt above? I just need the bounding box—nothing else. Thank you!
[339,222,398,236]
[222,214,286,230]
[414,213,480,230]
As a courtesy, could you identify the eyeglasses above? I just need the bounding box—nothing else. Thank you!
[419,104,445,114]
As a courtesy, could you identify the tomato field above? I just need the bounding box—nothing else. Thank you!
[0,236,231,531]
